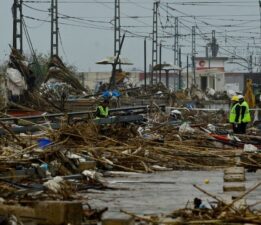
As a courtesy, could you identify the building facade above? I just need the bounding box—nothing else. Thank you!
[195,57,228,92]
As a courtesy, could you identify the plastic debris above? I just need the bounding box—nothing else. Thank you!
[43,176,64,193]
[243,144,258,153]
[179,122,195,133]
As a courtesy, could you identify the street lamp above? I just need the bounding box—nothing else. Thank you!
[96,56,133,89]
[153,63,181,89]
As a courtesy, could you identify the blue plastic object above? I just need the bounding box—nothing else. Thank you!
[40,163,49,171]
[102,90,112,98]
[186,102,195,109]
[112,90,121,97]
[37,138,52,149]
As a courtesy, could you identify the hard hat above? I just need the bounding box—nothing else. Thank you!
[237,95,244,100]
[231,95,239,101]
[170,109,182,116]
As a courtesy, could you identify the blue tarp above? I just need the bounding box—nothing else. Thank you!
[112,90,121,97]
[102,90,121,98]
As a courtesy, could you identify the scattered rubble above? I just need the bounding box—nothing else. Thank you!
[0,50,260,225]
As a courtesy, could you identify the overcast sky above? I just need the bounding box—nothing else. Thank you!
[1,0,260,72]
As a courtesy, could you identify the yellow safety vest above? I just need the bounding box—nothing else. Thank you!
[96,106,109,118]
[229,103,239,123]
[240,101,251,123]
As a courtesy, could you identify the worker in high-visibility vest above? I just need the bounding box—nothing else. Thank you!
[238,95,251,134]
[96,99,109,119]
[229,95,241,133]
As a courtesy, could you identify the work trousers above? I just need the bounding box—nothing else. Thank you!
[238,123,247,134]
[232,123,240,134]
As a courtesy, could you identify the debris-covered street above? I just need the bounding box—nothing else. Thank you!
[0,102,260,224]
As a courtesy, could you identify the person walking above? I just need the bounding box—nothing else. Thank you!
[229,95,240,133]
[238,95,251,134]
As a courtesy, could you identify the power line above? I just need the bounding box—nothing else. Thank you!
[58,29,69,62]
[24,15,113,30]
[20,0,261,68]
[23,3,49,12]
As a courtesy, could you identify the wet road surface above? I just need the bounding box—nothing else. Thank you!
[87,170,261,214]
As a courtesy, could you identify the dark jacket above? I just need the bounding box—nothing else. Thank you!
[234,103,241,123]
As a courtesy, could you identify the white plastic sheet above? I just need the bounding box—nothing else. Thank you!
[6,68,27,95]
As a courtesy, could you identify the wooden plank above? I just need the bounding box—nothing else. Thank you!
[223,183,246,192]
[224,167,245,175]
[224,173,245,182]
[77,161,96,172]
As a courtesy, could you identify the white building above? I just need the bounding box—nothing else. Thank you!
[195,57,228,92]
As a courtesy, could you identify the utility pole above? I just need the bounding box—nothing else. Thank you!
[151,1,159,84]
[110,33,125,89]
[192,26,196,84]
[159,42,162,82]
[259,0,261,39]
[211,30,218,57]
[50,0,59,57]
[174,17,179,65]
[249,54,253,73]
[178,47,182,89]
[144,38,147,89]
[165,69,169,89]
[12,0,23,53]
[114,0,121,58]
[186,55,189,89]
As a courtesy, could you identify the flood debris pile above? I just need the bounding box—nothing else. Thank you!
[4,49,94,113]
[177,109,227,124]
[29,116,258,172]
[0,137,109,224]
[114,82,232,110]
[8,48,32,91]
[54,125,208,172]
[3,48,232,114]
[0,127,259,225]
[138,83,169,97]
[0,107,260,178]
[4,48,58,112]
[33,55,93,112]
[189,85,229,101]
[44,55,88,95]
